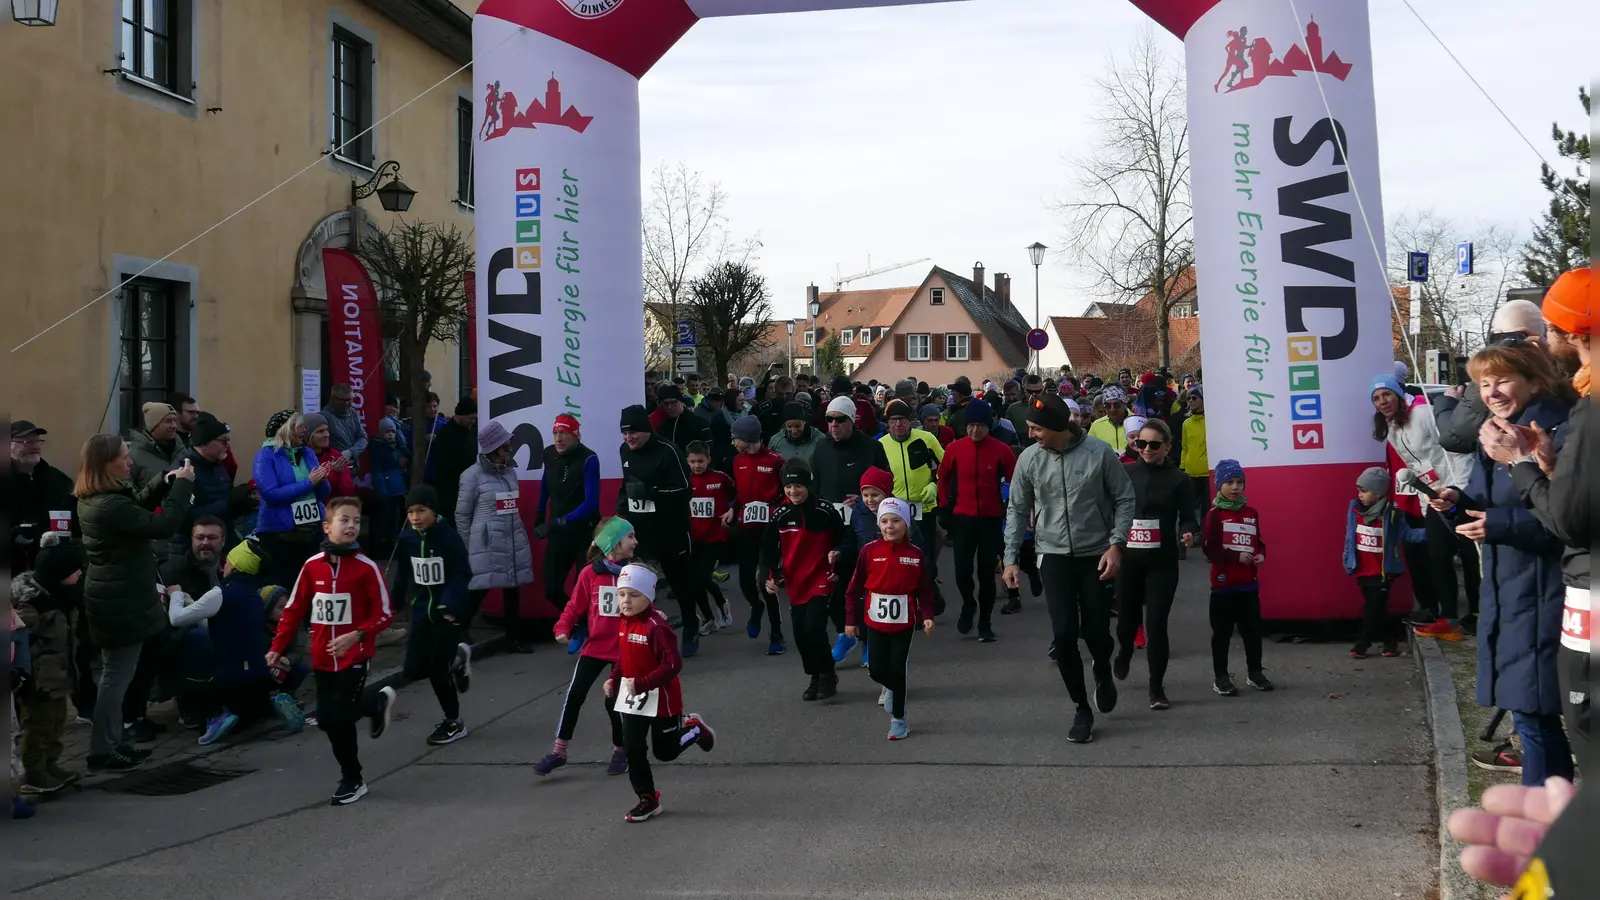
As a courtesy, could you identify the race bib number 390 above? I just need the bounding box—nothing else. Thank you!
[310,592,352,626]
[868,593,910,625]
[290,496,321,526]
[742,501,771,525]
[690,497,715,519]
[615,677,660,717]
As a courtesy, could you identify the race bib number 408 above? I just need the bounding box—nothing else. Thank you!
[310,592,352,626]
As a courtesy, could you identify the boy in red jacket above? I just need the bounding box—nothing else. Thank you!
[1200,460,1274,696]
[603,565,715,823]
[266,497,397,806]
[935,398,1016,642]
[760,459,846,701]
[730,416,786,653]
[844,498,934,740]
[686,441,735,635]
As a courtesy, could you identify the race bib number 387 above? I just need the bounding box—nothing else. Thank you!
[310,592,352,626]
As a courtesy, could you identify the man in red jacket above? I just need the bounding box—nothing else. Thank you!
[936,399,1015,643]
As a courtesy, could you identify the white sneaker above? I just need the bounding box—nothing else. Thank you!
[698,619,718,636]
[716,602,733,629]
[877,686,888,707]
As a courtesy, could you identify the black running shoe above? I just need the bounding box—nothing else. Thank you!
[370,686,396,739]
[625,791,662,823]
[86,747,144,771]
[1213,673,1238,697]
[331,778,367,806]
[1067,709,1094,743]
[1094,676,1118,714]
[1149,691,1170,711]
[999,596,1021,615]
[1402,608,1437,627]
[977,625,997,643]
[1246,670,1275,692]
[1027,570,1043,597]
[1112,652,1132,682]
[123,718,164,744]
[956,606,975,635]
[802,675,820,702]
[816,673,838,700]
[1047,641,1058,661]
[426,718,467,745]
[116,744,153,763]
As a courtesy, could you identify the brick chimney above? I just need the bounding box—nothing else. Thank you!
[972,261,985,293]
[994,272,1011,304]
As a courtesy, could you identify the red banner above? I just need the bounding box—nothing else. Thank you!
[322,248,387,437]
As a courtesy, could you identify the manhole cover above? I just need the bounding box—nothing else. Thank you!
[97,760,257,796]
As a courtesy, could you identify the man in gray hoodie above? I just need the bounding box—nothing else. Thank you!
[1003,393,1135,745]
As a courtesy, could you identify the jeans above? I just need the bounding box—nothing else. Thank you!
[1512,711,1574,786]
[404,618,462,721]
[121,636,161,725]
[623,713,698,796]
[1209,589,1264,676]
[1040,554,1114,711]
[1115,559,1180,688]
[19,697,69,776]
[314,665,377,783]
[556,655,623,746]
[951,515,1004,627]
[861,627,914,719]
[90,643,144,756]
[732,529,782,640]
[790,598,835,678]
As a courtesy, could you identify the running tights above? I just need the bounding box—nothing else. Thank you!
[1115,561,1180,688]
[556,654,623,746]
[861,627,913,718]
[1040,554,1114,712]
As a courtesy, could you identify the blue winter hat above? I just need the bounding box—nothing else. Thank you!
[962,398,994,428]
[1370,374,1404,400]
[1214,458,1245,486]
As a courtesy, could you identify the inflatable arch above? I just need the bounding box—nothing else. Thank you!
[473,0,1395,620]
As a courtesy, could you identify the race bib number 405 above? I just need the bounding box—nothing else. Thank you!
[868,593,910,625]
[615,677,660,717]
[411,556,445,585]
[290,496,321,526]
[310,592,352,626]
[690,497,715,519]
[1222,521,1257,552]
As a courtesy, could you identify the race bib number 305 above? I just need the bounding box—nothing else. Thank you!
[290,496,321,526]
[1222,521,1257,552]
[310,592,352,626]
[597,586,620,618]
[868,593,910,625]
[411,556,445,585]
[690,497,715,519]
[615,678,660,717]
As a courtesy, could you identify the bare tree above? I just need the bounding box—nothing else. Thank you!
[356,220,473,486]
[683,261,776,388]
[1387,210,1524,367]
[1055,27,1193,368]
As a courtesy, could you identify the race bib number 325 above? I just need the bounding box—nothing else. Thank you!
[310,592,352,626]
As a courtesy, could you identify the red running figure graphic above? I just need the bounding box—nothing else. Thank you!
[1215,18,1353,94]
[481,75,595,141]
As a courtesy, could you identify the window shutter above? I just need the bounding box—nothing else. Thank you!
[970,333,982,361]
[894,334,907,361]
[932,333,946,362]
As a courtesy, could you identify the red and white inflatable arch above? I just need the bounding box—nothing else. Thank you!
[473,0,1396,621]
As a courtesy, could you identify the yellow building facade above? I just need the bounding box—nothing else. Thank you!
[1,0,481,459]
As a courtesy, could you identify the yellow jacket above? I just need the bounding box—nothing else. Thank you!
[1180,413,1208,477]
[1088,416,1127,452]
[879,429,944,504]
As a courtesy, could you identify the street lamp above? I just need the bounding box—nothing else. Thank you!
[807,284,821,376]
[1026,242,1047,374]
[352,160,417,212]
[10,0,57,25]
[786,320,795,377]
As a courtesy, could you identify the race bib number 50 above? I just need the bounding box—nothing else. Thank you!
[868,593,910,625]
[310,592,352,626]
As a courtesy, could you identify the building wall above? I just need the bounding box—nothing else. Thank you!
[1,2,472,463]
[854,275,991,385]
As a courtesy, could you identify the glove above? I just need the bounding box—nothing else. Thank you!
[1000,479,1010,504]
[533,522,551,540]
[10,667,32,698]
[918,482,939,505]
[625,480,648,502]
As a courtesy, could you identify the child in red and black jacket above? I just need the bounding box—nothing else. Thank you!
[759,459,846,701]
[731,417,786,652]
[845,498,934,740]
[603,565,714,823]
[686,441,736,634]
[267,497,396,807]
[1200,460,1274,697]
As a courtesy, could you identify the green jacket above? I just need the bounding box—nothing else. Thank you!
[1088,416,1128,453]
[78,474,194,650]
[878,429,943,504]
[11,573,75,699]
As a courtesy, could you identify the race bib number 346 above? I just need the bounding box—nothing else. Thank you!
[690,497,715,519]
[310,592,352,626]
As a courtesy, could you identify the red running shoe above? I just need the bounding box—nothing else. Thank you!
[1134,625,1147,649]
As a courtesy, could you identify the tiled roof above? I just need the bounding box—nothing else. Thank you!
[933,267,1032,370]
[1133,267,1198,316]
[1049,313,1202,373]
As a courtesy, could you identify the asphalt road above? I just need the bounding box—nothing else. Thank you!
[3,559,1438,899]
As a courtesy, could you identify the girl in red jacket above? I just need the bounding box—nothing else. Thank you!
[759,460,846,702]
[845,498,935,740]
[686,441,736,634]
[1199,460,1275,697]
[266,497,396,806]
[538,517,638,779]
[603,565,715,823]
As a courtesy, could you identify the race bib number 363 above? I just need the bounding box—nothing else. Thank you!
[310,592,352,626]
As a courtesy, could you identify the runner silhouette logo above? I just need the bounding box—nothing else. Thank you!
[1213,19,1353,94]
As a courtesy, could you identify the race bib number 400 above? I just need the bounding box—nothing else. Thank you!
[615,678,660,717]
[1222,521,1257,552]
[597,586,621,618]
[627,497,656,514]
[743,501,771,525]
[690,497,716,519]
[290,496,321,526]
[411,556,445,586]
[868,593,910,626]
[1355,524,1384,554]
[310,592,352,626]
[1127,518,1161,550]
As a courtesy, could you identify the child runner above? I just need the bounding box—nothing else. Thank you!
[845,466,931,672]
[392,485,473,746]
[540,517,637,777]
[685,441,735,635]
[267,496,397,806]
[1200,460,1275,696]
[1343,466,1428,659]
[603,565,715,822]
[730,416,785,654]
[844,498,934,739]
[759,459,846,701]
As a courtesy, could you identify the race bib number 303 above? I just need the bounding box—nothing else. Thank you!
[310,592,352,626]
[1355,523,1383,554]
[615,677,660,717]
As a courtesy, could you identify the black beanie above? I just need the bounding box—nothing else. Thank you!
[780,458,813,487]
[405,483,440,512]
[32,533,84,591]
[191,414,229,447]
[829,375,852,396]
[455,397,477,416]
[619,405,653,433]
[1026,395,1072,432]
[781,401,807,424]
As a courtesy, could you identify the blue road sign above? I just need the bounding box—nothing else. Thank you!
[1407,251,1430,283]
[1456,242,1473,276]
[1026,328,1049,351]
[676,318,696,346]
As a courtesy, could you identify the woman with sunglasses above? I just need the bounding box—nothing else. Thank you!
[1110,419,1199,710]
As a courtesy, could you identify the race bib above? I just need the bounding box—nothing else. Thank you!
[626,497,656,514]
[742,501,771,525]
[48,510,72,533]
[310,592,352,626]
[615,678,660,717]
[290,496,321,526]
[690,497,716,519]
[1395,472,1419,496]
[1355,523,1383,554]
[1222,521,1257,552]
[1418,469,1440,487]
[831,501,853,524]
[1127,517,1161,550]
[494,489,519,515]
[868,592,910,625]
[597,586,621,618]
[1561,587,1590,653]
[909,502,924,521]
[411,556,445,586]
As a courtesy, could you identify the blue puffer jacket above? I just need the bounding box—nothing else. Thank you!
[367,420,409,500]
[1464,394,1571,715]
[252,443,330,535]
[390,520,471,623]
[1341,502,1427,577]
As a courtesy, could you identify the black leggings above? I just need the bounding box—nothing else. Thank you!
[556,654,623,746]
[951,516,1004,625]
[791,598,835,677]
[691,542,728,621]
[314,665,377,782]
[862,627,914,718]
[466,588,521,641]
[1040,554,1115,711]
[1115,560,1180,688]
[1355,577,1398,651]
[1209,589,1263,676]
[828,550,859,634]
[1405,510,1461,619]
[543,525,590,612]
[403,618,461,720]
[258,530,320,594]
[623,713,698,796]
[650,549,703,642]
[1005,540,1039,600]
[733,529,782,640]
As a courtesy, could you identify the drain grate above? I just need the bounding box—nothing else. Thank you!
[96,760,257,796]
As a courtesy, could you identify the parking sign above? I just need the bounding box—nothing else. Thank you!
[1407,252,1429,283]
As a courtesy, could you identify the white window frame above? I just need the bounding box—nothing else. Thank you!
[929,287,945,306]
[841,328,855,345]
[803,329,816,348]
[860,328,874,347]
[945,333,970,361]
[906,334,931,361]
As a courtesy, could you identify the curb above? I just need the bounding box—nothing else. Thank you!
[1411,634,1480,900]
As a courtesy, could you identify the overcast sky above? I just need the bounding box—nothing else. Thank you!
[637,0,1591,324]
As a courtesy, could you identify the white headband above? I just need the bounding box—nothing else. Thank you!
[877,497,912,526]
[616,564,657,601]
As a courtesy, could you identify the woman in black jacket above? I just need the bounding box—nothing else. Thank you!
[1111,419,1199,711]
[75,434,194,771]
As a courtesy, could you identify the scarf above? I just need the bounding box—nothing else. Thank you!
[1574,362,1590,398]
[1359,498,1389,521]
[1213,493,1247,511]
